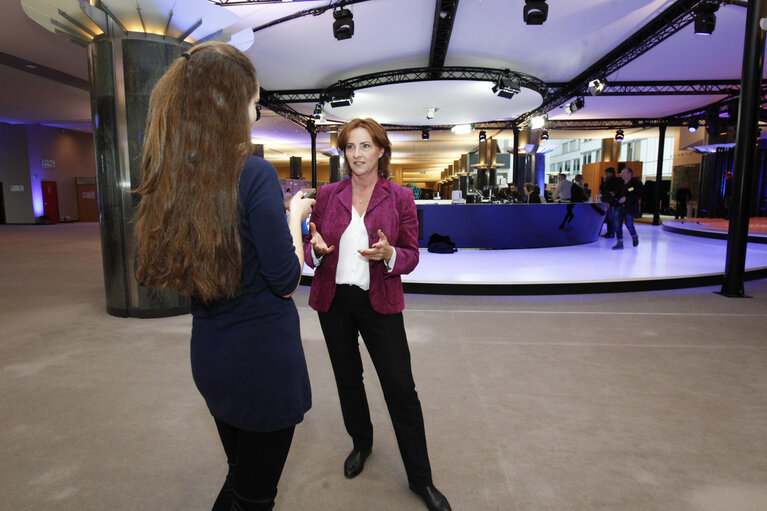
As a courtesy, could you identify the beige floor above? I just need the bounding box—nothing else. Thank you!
[1,222,766,511]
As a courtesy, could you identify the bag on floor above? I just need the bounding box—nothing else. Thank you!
[427,233,457,253]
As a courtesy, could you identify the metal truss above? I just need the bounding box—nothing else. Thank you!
[429,0,460,70]
[516,0,725,125]
[262,66,548,106]
[592,80,741,96]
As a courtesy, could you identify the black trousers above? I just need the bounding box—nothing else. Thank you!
[318,284,433,487]
[212,419,295,511]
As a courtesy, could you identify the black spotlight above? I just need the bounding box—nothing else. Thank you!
[333,8,354,40]
[587,78,605,96]
[479,130,487,143]
[694,2,718,35]
[523,0,548,25]
[492,75,521,99]
[541,130,549,140]
[327,87,354,107]
[615,129,624,141]
[565,97,585,115]
[422,128,430,141]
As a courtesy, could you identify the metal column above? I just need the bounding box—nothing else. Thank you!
[720,0,767,297]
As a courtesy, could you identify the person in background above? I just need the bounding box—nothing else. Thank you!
[555,173,572,202]
[612,167,643,250]
[507,183,523,203]
[583,182,593,200]
[524,183,541,203]
[133,42,314,511]
[675,182,692,219]
[304,118,451,511]
[600,167,620,238]
[570,174,588,203]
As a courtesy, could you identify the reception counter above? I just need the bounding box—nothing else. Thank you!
[416,202,608,249]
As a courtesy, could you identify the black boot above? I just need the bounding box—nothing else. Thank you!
[632,236,639,247]
[409,483,452,511]
[612,240,624,250]
[343,448,371,479]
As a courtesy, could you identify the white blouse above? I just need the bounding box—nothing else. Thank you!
[312,207,396,289]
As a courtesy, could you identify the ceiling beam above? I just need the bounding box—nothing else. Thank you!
[516,0,724,125]
[428,0,460,71]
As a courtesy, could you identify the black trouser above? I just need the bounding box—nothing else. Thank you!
[318,284,433,487]
[675,201,688,219]
[212,419,295,511]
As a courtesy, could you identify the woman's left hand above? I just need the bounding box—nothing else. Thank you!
[358,229,395,262]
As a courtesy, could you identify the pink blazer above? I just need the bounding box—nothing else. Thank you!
[303,177,419,314]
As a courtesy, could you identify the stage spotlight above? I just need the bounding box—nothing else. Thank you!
[530,115,547,130]
[587,78,605,96]
[451,123,473,135]
[422,128,430,140]
[333,8,354,40]
[327,87,354,107]
[492,75,521,99]
[615,129,624,141]
[694,2,718,35]
[686,120,697,133]
[479,130,487,143]
[426,107,437,119]
[565,97,584,115]
[541,130,549,140]
[523,0,548,25]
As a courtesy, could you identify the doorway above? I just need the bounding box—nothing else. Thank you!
[0,182,5,224]
[76,180,99,222]
[41,180,59,224]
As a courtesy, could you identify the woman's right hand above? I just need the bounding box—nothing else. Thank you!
[309,222,335,256]
[289,191,315,221]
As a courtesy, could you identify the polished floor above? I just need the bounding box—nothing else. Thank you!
[302,221,767,293]
[2,223,767,511]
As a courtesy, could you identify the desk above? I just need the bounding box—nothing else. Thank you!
[416,202,608,249]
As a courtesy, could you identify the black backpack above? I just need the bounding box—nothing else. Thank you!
[427,233,457,253]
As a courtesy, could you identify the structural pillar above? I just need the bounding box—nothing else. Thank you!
[90,32,190,317]
[308,120,317,188]
[652,124,666,225]
[721,0,767,297]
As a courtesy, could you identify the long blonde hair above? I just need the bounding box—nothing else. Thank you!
[134,42,258,302]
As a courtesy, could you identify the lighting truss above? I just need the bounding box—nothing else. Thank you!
[516,0,725,125]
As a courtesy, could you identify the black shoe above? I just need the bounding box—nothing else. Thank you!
[612,241,624,250]
[343,448,371,479]
[602,233,614,238]
[632,236,639,247]
[409,484,451,511]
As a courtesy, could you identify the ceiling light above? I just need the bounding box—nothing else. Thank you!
[479,130,487,143]
[587,78,605,96]
[541,130,549,140]
[327,87,354,107]
[565,97,584,115]
[694,2,718,35]
[422,128,430,140]
[492,75,521,99]
[426,107,437,119]
[686,120,697,133]
[451,124,473,135]
[615,129,624,141]
[523,0,548,25]
[530,115,547,130]
[333,8,354,40]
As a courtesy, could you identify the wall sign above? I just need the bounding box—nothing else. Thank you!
[10,185,25,192]
[41,159,55,168]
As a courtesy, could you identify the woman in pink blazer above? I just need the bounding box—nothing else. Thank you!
[304,118,450,511]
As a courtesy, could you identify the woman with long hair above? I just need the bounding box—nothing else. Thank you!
[304,118,451,511]
[134,42,314,511]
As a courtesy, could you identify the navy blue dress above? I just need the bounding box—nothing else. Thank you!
[190,157,311,432]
